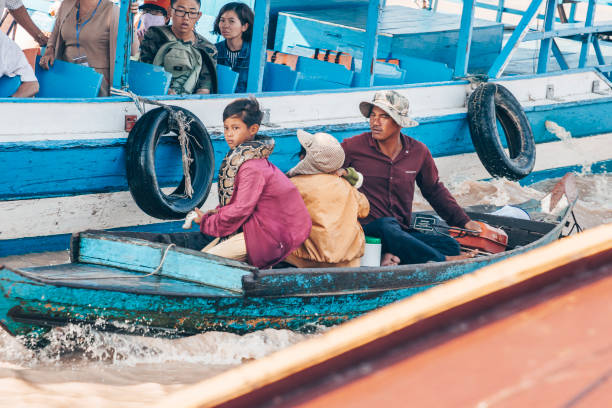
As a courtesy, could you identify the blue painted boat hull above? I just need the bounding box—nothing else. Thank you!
[0,207,572,347]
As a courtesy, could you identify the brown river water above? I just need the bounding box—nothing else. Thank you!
[0,173,610,407]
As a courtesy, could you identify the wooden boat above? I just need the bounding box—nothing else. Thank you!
[156,222,612,408]
[1,0,611,257]
[0,197,576,348]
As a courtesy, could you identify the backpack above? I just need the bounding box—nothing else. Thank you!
[152,27,203,94]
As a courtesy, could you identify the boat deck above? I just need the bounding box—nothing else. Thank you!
[7,263,237,297]
[506,34,612,75]
[274,5,504,71]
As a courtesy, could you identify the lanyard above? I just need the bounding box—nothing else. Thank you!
[76,0,103,49]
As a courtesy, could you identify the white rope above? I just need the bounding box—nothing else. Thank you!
[111,88,196,198]
[16,244,176,281]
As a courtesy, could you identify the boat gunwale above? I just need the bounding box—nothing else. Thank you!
[0,206,572,299]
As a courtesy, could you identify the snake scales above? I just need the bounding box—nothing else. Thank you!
[217,136,275,206]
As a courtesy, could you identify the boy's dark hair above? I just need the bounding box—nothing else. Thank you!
[170,0,200,6]
[223,97,263,127]
[212,2,254,42]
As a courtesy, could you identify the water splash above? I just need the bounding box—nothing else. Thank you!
[0,324,314,368]
[545,121,593,174]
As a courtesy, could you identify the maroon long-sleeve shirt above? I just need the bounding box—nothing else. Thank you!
[200,159,312,268]
[342,132,470,230]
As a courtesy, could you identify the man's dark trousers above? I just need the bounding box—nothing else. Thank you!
[363,217,461,264]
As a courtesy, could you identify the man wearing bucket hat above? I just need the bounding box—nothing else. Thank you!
[285,130,370,268]
[342,90,481,265]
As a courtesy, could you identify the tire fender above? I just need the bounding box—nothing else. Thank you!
[467,83,536,180]
[126,106,215,219]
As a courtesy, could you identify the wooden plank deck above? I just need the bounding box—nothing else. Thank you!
[274,5,504,70]
[506,35,612,75]
[156,223,612,408]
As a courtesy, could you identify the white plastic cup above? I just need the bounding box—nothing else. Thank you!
[360,236,382,267]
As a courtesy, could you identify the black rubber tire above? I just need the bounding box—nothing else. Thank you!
[467,83,536,180]
[126,106,214,219]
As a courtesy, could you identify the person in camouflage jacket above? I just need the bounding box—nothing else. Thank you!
[139,2,217,95]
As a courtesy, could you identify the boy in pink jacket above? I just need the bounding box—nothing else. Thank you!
[194,98,311,268]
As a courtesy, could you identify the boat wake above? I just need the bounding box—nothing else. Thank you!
[0,325,313,368]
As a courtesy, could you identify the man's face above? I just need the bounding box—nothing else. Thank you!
[369,106,401,142]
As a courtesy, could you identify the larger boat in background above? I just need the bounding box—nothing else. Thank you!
[1,0,611,256]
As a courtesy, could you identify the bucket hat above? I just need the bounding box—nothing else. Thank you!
[359,90,419,128]
[286,130,345,177]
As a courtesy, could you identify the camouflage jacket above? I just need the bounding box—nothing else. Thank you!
[139,26,218,94]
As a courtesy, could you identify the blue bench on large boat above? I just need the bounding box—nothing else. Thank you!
[216,64,239,94]
[294,56,354,90]
[34,56,103,98]
[263,55,355,91]
[392,54,453,83]
[128,60,172,96]
[263,62,299,92]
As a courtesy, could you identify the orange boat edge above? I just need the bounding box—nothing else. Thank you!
[158,223,612,408]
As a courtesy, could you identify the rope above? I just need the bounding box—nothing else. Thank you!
[16,244,176,282]
[111,88,197,198]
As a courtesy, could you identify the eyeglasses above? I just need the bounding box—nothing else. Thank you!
[172,7,200,18]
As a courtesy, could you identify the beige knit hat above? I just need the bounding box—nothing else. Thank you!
[286,130,345,177]
[359,90,419,128]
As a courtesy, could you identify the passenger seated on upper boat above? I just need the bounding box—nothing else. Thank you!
[284,130,370,268]
[212,2,253,94]
[0,31,39,97]
[193,97,311,268]
[139,0,217,95]
[135,0,170,42]
[342,90,482,266]
[39,0,138,96]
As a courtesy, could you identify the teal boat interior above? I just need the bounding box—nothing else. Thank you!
[12,203,571,298]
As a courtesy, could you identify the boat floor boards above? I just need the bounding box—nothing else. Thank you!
[5,263,237,297]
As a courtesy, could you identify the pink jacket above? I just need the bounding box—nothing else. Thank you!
[200,159,312,268]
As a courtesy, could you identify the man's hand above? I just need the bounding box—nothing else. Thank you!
[464,220,482,234]
[335,168,347,177]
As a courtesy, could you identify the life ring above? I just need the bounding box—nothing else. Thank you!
[126,106,214,219]
[467,83,535,180]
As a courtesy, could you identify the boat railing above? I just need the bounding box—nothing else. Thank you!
[9,0,612,97]
[447,0,612,78]
[111,0,612,94]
